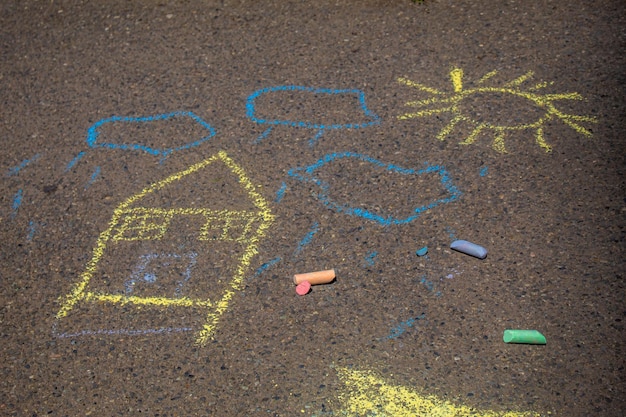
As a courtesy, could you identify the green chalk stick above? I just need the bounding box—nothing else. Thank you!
[503,329,546,344]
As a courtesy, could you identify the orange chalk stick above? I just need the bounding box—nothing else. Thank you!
[293,269,336,285]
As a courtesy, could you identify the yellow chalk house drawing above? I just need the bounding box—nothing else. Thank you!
[335,367,543,417]
[398,67,596,153]
[55,151,274,345]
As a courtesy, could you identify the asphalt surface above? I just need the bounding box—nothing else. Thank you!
[1,0,625,416]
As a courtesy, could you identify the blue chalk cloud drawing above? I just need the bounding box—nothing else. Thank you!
[246,86,381,146]
[288,152,462,226]
[66,111,217,172]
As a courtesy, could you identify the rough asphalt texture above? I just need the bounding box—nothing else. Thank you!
[1,0,625,416]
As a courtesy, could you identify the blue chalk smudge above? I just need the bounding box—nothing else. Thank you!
[254,127,274,144]
[254,257,281,277]
[294,222,319,255]
[7,154,41,176]
[27,221,37,240]
[275,182,287,203]
[420,275,435,292]
[65,151,86,172]
[308,129,325,147]
[387,314,426,339]
[86,166,101,188]
[364,251,378,266]
[445,226,456,240]
[11,189,23,217]
[479,166,489,177]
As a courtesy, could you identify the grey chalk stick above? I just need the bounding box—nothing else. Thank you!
[450,240,488,259]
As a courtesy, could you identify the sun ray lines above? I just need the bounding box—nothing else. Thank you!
[478,70,498,84]
[397,67,597,153]
[535,126,552,152]
[461,123,488,145]
[436,115,464,141]
[541,92,584,101]
[504,70,534,88]
[397,77,444,95]
[450,68,464,92]
[528,81,552,91]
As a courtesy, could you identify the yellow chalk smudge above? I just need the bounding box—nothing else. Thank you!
[336,367,542,417]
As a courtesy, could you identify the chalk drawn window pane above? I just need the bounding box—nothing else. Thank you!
[199,212,256,242]
[113,209,172,241]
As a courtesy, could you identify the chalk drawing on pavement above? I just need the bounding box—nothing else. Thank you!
[246,86,381,146]
[64,111,216,187]
[398,68,596,153]
[287,152,461,226]
[335,367,541,417]
[54,151,274,345]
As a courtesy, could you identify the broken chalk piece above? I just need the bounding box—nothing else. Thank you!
[416,246,428,257]
[296,281,311,296]
[450,240,487,259]
[293,269,336,285]
[503,329,546,345]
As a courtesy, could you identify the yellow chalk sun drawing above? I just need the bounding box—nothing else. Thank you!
[398,68,597,153]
